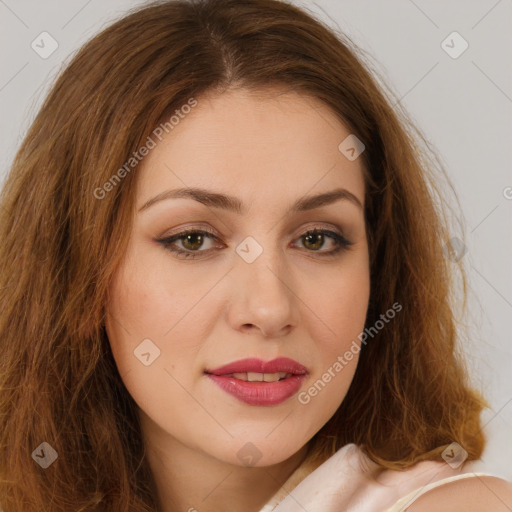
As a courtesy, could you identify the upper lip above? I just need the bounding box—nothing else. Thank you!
[205,357,308,376]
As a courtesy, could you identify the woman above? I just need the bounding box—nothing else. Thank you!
[0,0,510,511]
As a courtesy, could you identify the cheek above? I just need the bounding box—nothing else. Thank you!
[300,258,370,410]
[104,243,214,403]
[106,241,207,346]
[310,251,370,346]
[104,259,200,429]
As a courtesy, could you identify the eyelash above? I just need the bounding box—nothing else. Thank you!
[156,227,353,260]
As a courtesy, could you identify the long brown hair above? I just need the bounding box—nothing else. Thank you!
[0,0,487,510]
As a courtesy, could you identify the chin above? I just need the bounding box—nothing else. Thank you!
[211,436,306,469]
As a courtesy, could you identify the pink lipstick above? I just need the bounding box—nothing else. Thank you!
[204,357,308,406]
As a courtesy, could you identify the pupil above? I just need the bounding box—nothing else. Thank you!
[304,233,323,250]
[184,233,203,250]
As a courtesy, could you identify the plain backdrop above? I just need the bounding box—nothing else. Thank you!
[1,0,511,480]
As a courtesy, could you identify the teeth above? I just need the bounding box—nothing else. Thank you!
[229,372,291,382]
[263,372,287,382]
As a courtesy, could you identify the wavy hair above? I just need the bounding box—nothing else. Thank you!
[0,0,487,510]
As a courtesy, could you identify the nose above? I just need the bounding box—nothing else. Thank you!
[226,242,300,339]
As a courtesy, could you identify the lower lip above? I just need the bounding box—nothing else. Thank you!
[206,374,307,406]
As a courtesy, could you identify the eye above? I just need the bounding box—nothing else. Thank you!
[294,228,353,256]
[157,228,221,259]
[157,227,353,260]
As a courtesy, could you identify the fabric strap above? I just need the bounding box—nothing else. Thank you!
[384,472,500,511]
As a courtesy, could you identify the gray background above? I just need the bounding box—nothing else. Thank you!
[1,0,511,480]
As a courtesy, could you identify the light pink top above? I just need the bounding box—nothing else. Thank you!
[259,443,502,512]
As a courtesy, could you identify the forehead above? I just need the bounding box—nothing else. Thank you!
[136,88,366,211]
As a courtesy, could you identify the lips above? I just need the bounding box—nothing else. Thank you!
[205,357,307,376]
[204,357,308,406]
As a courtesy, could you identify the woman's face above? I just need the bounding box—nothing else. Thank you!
[105,88,370,467]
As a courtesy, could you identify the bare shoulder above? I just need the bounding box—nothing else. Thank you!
[408,475,512,512]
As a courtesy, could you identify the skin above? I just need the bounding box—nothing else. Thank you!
[105,87,370,512]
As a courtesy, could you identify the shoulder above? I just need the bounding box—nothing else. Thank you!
[407,475,512,512]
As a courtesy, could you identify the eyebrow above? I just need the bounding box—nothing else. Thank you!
[137,186,363,214]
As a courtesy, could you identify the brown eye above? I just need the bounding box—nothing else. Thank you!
[181,232,205,251]
[302,231,325,251]
[157,229,220,259]
[297,228,352,255]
